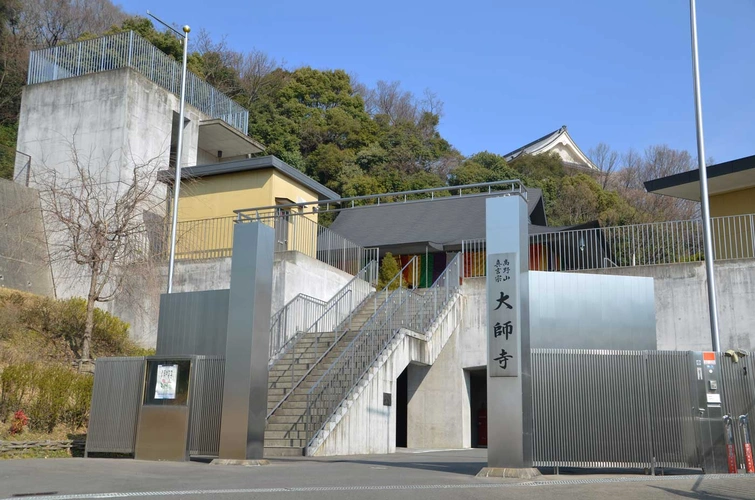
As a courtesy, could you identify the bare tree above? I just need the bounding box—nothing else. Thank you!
[19,0,126,48]
[374,80,417,124]
[589,142,618,189]
[33,142,164,362]
[612,144,697,222]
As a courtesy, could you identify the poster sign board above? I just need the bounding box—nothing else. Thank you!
[487,252,519,377]
[154,364,178,400]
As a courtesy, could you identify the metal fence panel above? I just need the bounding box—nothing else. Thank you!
[86,357,145,455]
[189,357,225,456]
[532,350,654,468]
[27,31,248,134]
[646,351,699,468]
[720,351,755,470]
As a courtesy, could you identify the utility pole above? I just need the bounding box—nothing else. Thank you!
[689,0,721,351]
[148,11,190,294]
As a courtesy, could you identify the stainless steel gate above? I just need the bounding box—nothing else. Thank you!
[531,350,699,470]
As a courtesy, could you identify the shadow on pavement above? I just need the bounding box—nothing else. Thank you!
[648,475,755,500]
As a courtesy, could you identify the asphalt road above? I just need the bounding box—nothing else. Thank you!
[0,449,754,500]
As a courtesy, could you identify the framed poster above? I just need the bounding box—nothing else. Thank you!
[154,364,178,400]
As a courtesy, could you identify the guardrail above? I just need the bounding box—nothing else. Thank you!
[27,31,249,134]
[462,213,755,277]
[304,254,463,449]
[138,213,378,276]
[269,260,378,363]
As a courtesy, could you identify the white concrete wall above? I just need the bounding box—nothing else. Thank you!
[310,295,463,456]
[17,68,207,185]
[586,260,755,351]
[271,251,357,314]
[102,250,356,347]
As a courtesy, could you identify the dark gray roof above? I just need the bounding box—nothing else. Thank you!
[160,155,340,200]
[326,190,549,250]
[644,154,755,198]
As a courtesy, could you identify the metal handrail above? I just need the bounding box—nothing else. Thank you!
[269,294,328,362]
[267,289,353,419]
[234,179,528,219]
[303,255,463,450]
[269,260,377,364]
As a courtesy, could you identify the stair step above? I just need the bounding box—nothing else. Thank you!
[267,414,306,424]
[265,430,308,440]
[267,407,307,417]
[265,438,307,448]
[266,422,308,432]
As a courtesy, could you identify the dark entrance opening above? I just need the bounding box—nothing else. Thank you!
[468,368,487,448]
[396,366,408,448]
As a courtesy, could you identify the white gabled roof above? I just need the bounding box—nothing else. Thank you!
[504,125,597,170]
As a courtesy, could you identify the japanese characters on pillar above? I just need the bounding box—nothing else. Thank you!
[487,252,518,377]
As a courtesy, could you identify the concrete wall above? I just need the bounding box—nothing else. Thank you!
[0,180,54,296]
[311,295,463,456]
[16,68,206,193]
[586,260,755,351]
[103,250,355,347]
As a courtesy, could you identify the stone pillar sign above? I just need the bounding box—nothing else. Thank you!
[477,194,538,478]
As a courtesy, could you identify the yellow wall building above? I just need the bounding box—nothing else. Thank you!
[645,155,755,260]
[162,155,339,259]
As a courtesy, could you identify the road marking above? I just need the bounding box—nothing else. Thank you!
[2,474,753,500]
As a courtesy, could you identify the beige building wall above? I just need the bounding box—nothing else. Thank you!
[710,188,755,217]
[710,188,755,260]
[173,168,321,259]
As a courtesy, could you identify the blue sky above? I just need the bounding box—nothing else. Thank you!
[121,0,754,164]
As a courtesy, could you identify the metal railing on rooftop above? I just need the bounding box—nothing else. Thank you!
[303,253,463,450]
[461,213,755,277]
[27,31,249,134]
[234,180,528,219]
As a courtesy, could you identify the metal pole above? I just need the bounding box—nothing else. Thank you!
[689,0,721,350]
[166,26,190,293]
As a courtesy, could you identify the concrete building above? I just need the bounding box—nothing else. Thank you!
[13,31,340,299]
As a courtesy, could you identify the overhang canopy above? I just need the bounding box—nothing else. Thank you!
[644,155,755,201]
[198,119,265,158]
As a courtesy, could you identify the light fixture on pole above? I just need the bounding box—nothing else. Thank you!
[147,11,190,294]
[689,0,721,351]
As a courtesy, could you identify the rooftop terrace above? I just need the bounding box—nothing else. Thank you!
[27,30,249,134]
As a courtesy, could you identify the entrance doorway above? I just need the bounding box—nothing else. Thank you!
[396,367,408,448]
[467,368,487,448]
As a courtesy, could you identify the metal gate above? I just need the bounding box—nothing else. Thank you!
[532,350,699,470]
[532,349,755,471]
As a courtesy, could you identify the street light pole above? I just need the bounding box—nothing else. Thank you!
[689,0,721,351]
[147,11,190,294]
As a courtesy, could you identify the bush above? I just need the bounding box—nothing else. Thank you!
[9,410,28,435]
[378,252,402,290]
[9,292,145,360]
[0,363,94,432]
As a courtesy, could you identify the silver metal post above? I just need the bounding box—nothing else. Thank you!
[689,0,721,350]
[150,10,191,294]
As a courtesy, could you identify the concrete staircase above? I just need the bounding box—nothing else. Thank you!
[264,293,388,457]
